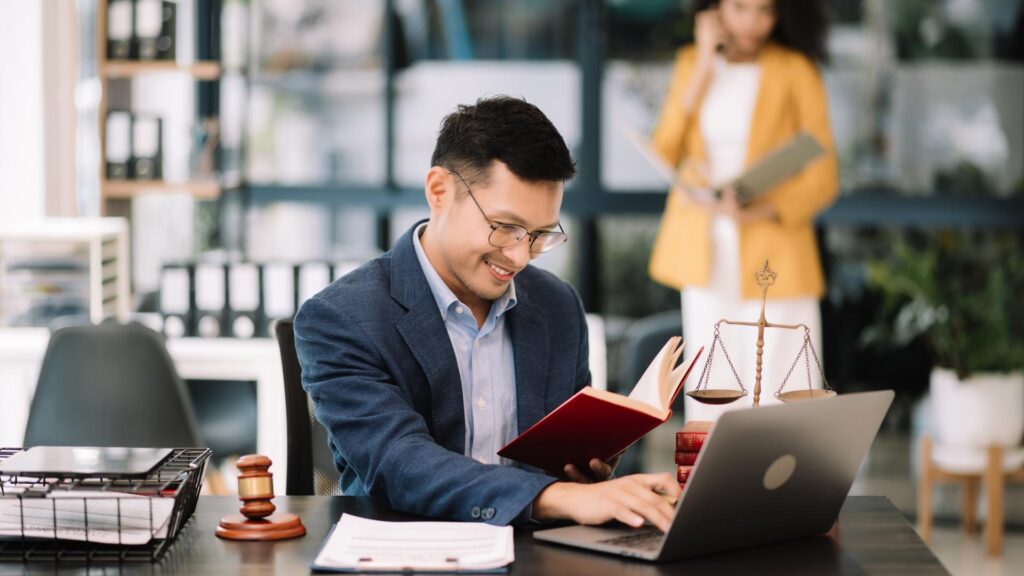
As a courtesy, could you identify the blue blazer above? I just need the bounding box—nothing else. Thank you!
[294,223,591,525]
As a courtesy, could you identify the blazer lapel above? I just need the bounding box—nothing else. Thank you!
[507,295,550,435]
[746,43,786,164]
[391,224,465,454]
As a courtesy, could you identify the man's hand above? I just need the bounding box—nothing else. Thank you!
[532,473,681,533]
[563,455,621,483]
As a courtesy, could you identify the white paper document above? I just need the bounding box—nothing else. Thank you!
[0,490,175,545]
[312,514,514,573]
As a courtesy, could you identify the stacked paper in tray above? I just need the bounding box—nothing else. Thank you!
[0,490,175,545]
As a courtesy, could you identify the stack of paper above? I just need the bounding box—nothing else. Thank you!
[0,490,175,545]
[313,514,514,573]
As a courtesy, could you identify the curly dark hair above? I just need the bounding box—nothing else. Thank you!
[430,96,576,185]
[693,0,828,62]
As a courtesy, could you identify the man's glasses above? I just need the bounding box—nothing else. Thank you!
[448,170,568,255]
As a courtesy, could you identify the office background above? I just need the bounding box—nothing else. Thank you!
[0,1,1022,573]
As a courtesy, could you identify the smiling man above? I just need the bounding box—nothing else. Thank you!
[295,96,679,530]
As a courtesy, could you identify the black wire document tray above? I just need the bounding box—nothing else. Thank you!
[0,447,210,563]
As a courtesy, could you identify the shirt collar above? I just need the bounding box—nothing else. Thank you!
[412,222,517,322]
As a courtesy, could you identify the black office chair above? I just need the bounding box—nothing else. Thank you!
[24,322,202,449]
[614,310,685,475]
[275,319,343,496]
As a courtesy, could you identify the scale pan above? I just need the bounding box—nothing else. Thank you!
[777,389,837,403]
[686,389,745,405]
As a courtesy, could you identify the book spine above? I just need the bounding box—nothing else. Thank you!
[675,433,708,452]
[675,451,699,466]
[677,465,693,484]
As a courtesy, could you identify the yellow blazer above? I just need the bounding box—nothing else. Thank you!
[648,43,838,299]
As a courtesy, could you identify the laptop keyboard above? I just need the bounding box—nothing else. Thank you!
[598,529,663,551]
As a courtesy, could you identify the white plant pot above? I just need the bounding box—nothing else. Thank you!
[930,367,1024,448]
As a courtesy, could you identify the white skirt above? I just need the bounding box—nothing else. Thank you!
[681,216,823,423]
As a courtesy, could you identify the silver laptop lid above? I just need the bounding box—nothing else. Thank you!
[660,390,894,560]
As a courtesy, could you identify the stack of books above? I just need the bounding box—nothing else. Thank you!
[675,420,713,489]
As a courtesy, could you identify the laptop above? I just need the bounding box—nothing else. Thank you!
[533,390,894,561]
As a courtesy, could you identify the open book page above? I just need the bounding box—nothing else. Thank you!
[576,387,665,420]
[628,337,686,413]
[314,514,514,573]
[0,489,174,544]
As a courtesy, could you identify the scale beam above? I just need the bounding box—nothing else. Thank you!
[687,261,835,406]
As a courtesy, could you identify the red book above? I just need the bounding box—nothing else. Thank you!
[675,451,698,466]
[677,465,693,484]
[675,420,713,452]
[498,338,703,475]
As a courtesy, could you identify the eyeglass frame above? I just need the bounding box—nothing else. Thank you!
[447,169,568,254]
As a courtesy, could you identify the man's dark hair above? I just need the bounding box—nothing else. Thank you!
[693,0,828,63]
[430,96,576,185]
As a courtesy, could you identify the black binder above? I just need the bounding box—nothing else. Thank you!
[227,262,263,338]
[261,262,297,336]
[130,114,163,180]
[156,0,177,60]
[194,262,227,338]
[134,0,163,60]
[159,262,194,337]
[106,0,134,60]
[105,111,132,180]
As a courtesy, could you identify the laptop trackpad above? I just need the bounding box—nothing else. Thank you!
[535,524,665,555]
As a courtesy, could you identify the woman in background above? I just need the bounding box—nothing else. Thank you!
[648,0,838,422]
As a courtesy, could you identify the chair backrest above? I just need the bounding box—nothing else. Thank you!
[585,313,607,392]
[24,322,202,448]
[275,319,342,496]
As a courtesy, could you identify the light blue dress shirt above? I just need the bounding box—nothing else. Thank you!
[412,223,518,465]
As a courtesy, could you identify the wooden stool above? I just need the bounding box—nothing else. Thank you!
[216,455,306,541]
[918,435,1024,555]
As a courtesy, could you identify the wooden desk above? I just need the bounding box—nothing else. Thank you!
[0,496,948,575]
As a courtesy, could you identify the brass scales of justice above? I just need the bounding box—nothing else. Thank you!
[686,261,837,406]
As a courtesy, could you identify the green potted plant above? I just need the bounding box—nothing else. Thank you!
[861,230,1024,449]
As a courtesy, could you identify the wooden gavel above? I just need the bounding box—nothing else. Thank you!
[216,455,306,541]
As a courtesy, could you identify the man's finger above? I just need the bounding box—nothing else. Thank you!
[613,508,645,529]
[588,458,612,480]
[627,482,676,531]
[564,464,593,484]
[644,473,683,510]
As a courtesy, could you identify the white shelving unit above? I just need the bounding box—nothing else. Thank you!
[0,218,130,326]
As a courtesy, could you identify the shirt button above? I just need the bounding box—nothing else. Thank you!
[455,306,464,314]
[470,506,481,519]
[474,341,480,349]
[482,508,495,520]
[476,398,486,409]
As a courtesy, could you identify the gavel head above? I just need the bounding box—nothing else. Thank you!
[235,454,276,520]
